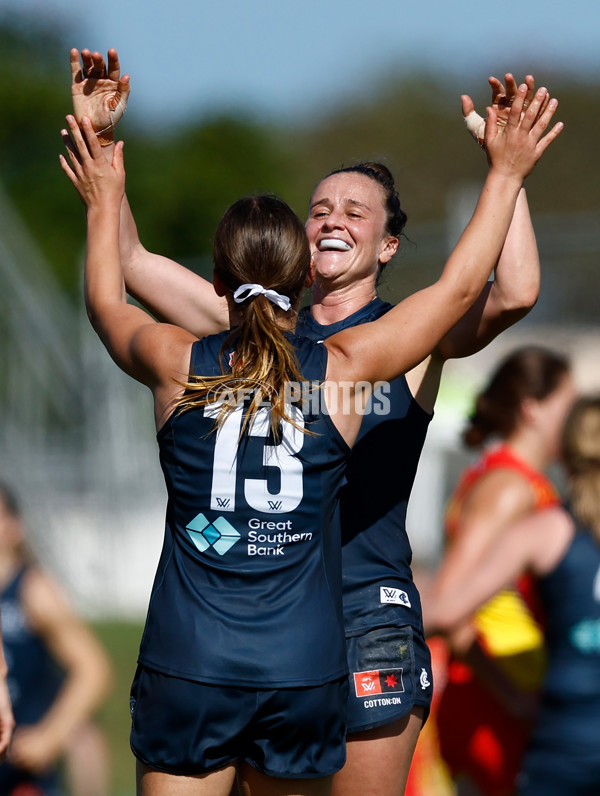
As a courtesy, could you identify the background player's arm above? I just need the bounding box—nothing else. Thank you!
[424,469,536,617]
[446,469,536,568]
[0,628,15,761]
[7,569,112,774]
[423,507,574,636]
[69,48,229,338]
[420,470,541,716]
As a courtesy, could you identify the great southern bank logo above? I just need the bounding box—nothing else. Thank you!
[186,513,241,556]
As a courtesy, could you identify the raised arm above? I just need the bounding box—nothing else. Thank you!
[325,84,562,394]
[437,74,541,360]
[60,115,197,429]
[69,48,228,337]
[422,506,574,637]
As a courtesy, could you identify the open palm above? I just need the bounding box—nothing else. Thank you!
[70,48,130,145]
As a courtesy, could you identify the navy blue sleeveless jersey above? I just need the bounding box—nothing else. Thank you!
[138,330,350,688]
[529,519,600,752]
[1,567,65,724]
[0,567,64,794]
[296,299,432,633]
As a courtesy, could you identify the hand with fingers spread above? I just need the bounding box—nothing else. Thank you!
[484,82,563,180]
[464,73,549,148]
[70,48,130,147]
[60,115,125,210]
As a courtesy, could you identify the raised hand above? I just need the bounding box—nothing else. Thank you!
[60,115,125,209]
[485,83,563,180]
[70,48,130,146]
[464,73,547,148]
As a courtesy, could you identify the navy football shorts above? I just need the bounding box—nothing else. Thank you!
[345,624,433,734]
[130,665,348,779]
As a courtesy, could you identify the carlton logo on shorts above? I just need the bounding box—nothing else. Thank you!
[353,668,405,698]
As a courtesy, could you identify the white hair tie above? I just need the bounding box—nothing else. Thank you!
[232,283,291,311]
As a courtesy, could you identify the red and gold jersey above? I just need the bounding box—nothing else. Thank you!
[446,443,560,689]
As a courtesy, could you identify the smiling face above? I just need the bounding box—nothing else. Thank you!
[305,172,398,291]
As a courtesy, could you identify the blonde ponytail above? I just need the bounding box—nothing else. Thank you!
[563,396,600,543]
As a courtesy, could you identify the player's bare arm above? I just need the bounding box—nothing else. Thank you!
[68,48,228,337]
[437,74,543,360]
[405,75,544,411]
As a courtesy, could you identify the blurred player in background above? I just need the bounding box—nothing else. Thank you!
[0,482,113,796]
[425,394,600,795]
[0,620,14,763]
[426,347,576,795]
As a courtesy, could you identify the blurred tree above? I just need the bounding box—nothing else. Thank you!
[0,13,81,291]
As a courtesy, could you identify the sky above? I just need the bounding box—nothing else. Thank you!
[1,0,599,128]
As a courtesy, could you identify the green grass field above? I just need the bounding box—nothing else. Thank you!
[91,620,145,796]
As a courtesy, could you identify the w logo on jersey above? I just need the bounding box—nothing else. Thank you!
[379,586,411,607]
[186,513,241,556]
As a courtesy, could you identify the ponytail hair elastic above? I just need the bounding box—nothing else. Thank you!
[232,283,291,311]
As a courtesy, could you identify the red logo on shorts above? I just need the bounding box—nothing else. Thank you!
[353,668,405,697]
